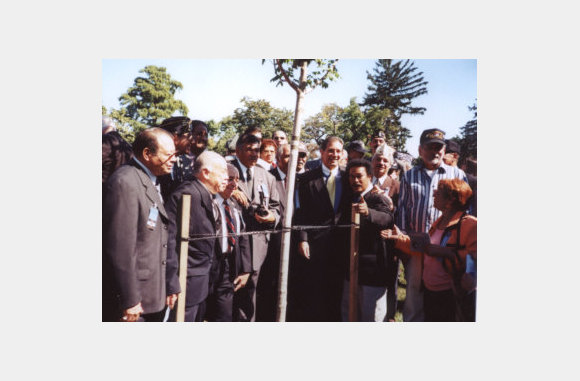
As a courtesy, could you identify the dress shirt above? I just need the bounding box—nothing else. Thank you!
[215,194,240,253]
[236,158,254,182]
[396,162,468,233]
[133,157,162,201]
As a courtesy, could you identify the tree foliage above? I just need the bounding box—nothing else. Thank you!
[303,103,343,144]
[109,65,189,142]
[458,102,477,164]
[361,59,428,150]
[209,97,294,155]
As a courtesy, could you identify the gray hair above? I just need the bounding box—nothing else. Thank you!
[194,151,227,175]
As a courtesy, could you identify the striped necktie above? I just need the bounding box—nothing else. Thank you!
[223,200,236,252]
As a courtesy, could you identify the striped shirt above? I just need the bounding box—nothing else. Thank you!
[396,162,468,233]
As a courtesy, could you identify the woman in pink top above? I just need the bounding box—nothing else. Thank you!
[381,178,477,321]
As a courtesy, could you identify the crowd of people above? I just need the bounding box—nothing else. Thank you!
[102,115,477,322]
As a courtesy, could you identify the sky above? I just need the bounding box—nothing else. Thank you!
[102,59,476,155]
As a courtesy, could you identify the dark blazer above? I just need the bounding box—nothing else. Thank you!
[165,178,219,306]
[290,165,352,321]
[346,192,395,286]
[221,198,252,281]
[102,159,170,318]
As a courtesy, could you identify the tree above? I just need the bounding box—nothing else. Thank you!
[264,58,340,322]
[361,59,428,149]
[109,65,189,142]
[229,97,294,137]
[303,103,343,144]
[458,102,477,165]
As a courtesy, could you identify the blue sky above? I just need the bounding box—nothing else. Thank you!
[102,59,476,154]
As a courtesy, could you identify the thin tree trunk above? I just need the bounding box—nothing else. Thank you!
[276,62,307,322]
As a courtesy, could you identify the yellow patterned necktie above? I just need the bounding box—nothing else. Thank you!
[326,171,336,208]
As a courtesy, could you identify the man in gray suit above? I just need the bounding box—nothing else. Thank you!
[103,127,179,322]
[230,133,281,321]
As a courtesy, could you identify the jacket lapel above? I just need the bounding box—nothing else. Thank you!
[131,160,167,218]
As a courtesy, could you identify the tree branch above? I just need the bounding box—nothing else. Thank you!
[276,59,300,93]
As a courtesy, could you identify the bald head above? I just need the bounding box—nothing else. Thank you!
[194,151,228,194]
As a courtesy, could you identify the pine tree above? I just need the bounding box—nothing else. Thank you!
[110,66,188,142]
[458,102,477,164]
[361,59,428,149]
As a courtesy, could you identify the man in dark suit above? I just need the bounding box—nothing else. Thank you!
[102,127,179,322]
[206,164,252,321]
[291,136,352,321]
[165,151,229,322]
[341,159,396,321]
[230,133,281,321]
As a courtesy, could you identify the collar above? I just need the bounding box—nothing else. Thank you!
[373,174,388,186]
[361,184,373,198]
[236,158,253,181]
[418,161,449,174]
[215,193,226,205]
[134,157,157,184]
[276,167,286,181]
[321,163,339,178]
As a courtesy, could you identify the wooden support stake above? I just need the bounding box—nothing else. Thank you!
[349,204,360,322]
[176,194,191,322]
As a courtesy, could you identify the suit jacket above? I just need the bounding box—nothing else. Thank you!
[269,167,287,223]
[231,159,281,271]
[102,159,170,316]
[217,198,252,282]
[345,192,396,287]
[165,178,219,306]
[294,166,351,245]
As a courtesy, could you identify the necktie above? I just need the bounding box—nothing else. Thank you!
[223,200,236,252]
[246,168,252,182]
[326,171,336,208]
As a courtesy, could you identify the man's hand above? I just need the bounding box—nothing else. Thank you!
[298,241,310,259]
[380,224,403,240]
[166,293,178,309]
[353,199,369,216]
[233,273,250,292]
[231,189,249,208]
[254,210,275,224]
[370,184,385,195]
[122,302,144,322]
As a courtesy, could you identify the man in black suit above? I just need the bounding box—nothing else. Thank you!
[341,159,396,321]
[206,164,252,321]
[230,133,281,321]
[165,151,229,322]
[102,127,179,322]
[291,136,352,321]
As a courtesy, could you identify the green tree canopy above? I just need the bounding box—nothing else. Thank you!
[361,59,428,150]
[110,65,189,142]
[209,97,294,155]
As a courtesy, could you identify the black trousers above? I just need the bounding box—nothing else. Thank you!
[206,255,234,322]
[424,288,456,322]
